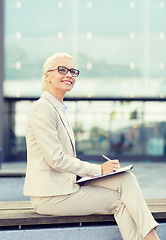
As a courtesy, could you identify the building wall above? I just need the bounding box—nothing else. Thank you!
[2,0,166,162]
[0,0,4,164]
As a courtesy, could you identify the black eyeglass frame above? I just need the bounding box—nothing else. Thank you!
[47,66,80,77]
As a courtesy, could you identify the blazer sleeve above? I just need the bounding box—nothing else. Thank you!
[26,100,101,178]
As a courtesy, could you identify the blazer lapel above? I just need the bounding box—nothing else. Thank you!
[54,106,76,150]
[41,91,76,151]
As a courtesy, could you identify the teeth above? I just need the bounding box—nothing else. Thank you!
[63,81,72,84]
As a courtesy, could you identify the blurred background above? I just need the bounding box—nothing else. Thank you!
[0,0,166,201]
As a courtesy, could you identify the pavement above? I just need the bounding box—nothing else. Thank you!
[0,161,166,201]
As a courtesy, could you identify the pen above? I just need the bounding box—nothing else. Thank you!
[102,155,112,161]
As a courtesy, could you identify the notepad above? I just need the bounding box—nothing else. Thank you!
[76,164,133,184]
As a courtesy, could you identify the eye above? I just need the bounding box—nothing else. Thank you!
[59,67,67,74]
[70,69,76,75]
[60,68,66,73]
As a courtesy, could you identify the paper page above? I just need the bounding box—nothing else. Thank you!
[76,164,133,184]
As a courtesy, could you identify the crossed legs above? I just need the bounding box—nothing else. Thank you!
[31,172,159,240]
[86,172,159,239]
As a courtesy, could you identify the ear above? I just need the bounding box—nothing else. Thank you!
[45,72,50,83]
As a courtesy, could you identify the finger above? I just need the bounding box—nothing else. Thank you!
[112,162,119,166]
[112,167,119,172]
[111,159,119,164]
[113,165,119,170]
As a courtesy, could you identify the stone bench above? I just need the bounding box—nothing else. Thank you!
[0,199,166,229]
[0,199,166,239]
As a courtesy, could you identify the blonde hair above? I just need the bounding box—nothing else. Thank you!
[42,53,75,91]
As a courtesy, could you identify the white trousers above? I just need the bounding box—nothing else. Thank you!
[31,172,158,240]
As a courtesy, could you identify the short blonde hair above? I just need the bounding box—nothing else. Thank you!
[42,53,75,91]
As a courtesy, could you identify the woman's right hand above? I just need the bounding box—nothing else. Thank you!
[101,159,120,175]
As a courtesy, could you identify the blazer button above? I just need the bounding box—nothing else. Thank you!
[88,174,94,178]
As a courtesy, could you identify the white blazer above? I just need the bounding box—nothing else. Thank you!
[24,91,101,196]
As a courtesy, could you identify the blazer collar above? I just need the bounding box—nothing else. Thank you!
[41,91,75,150]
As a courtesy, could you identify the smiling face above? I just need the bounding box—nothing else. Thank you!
[45,56,76,102]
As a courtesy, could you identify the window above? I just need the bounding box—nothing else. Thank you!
[3,0,166,161]
[4,0,166,98]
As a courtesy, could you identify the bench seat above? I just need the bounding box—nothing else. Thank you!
[0,199,166,229]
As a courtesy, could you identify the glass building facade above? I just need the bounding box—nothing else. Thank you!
[1,0,166,162]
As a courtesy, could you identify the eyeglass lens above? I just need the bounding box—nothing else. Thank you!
[58,66,79,76]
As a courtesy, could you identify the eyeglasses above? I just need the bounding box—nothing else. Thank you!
[47,66,80,77]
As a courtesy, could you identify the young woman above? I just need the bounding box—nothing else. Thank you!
[24,53,160,240]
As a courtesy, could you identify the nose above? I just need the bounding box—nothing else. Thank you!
[66,70,72,77]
